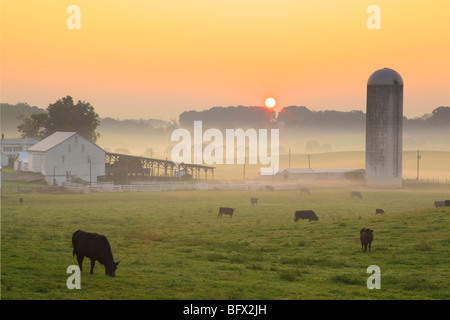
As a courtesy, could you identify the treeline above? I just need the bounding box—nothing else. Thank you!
[0,102,173,139]
[2,102,448,139]
[179,105,449,132]
[179,106,276,129]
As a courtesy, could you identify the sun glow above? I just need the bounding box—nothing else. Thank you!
[265,97,276,108]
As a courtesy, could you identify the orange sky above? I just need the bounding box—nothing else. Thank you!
[1,0,449,120]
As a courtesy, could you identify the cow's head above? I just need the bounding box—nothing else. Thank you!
[106,261,120,277]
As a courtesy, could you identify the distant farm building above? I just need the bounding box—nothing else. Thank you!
[271,168,365,181]
[14,152,29,171]
[27,132,105,186]
[22,131,215,186]
[103,152,215,184]
[0,136,38,166]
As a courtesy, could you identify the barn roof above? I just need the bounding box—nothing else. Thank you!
[27,132,77,152]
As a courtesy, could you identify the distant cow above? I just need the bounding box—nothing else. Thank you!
[434,201,445,208]
[250,197,258,206]
[294,210,319,222]
[351,191,363,199]
[19,198,23,204]
[445,200,450,207]
[72,230,120,276]
[218,207,235,218]
[300,188,311,195]
[360,228,374,252]
[375,208,384,215]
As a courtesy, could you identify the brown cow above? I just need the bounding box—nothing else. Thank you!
[351,191,363,199]
[218,207,235,218]
[294,210,319,222]
[375,208,384,215]
[250,197,258,206]
[360,228,374,252]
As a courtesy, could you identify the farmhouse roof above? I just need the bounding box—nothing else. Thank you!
[27,132,77,152]
[0,138,39,145]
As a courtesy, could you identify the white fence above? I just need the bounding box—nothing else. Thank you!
[62,181,305,193]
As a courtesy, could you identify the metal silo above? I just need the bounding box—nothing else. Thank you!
[365,68,403,187]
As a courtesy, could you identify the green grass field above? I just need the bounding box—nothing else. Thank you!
[1,186,449,300]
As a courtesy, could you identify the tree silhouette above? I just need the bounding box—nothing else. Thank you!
[17,96,100,143]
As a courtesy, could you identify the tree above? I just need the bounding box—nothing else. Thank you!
[17,113,47,139]
[17,96,100,143]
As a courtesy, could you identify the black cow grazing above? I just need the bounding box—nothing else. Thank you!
[294,210,319,222]
[72,230,120,276]
[351,191,363,199]
[250,197,258,206]
[300,188,311,195]
[434,201,445,208]
[360,228,374,252]
[375,208,385,215]
[445,200,450,206]
[19,198,23,204]
[218,207,235,218]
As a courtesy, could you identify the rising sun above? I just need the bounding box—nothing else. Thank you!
[265,97,276,108]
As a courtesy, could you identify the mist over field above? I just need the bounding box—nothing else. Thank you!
[2,103,449,181]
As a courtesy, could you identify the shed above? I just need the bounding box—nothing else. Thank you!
[14,152,29,171]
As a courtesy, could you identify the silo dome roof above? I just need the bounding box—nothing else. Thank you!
[367,68,403,85]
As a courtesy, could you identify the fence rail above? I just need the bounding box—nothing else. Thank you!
[61,180,360,193]
[5,177,448,194]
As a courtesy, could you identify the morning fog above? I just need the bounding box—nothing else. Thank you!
[171,121,279,175]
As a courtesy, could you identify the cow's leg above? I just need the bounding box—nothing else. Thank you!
[76,255,84,271]
[90,259,96,274]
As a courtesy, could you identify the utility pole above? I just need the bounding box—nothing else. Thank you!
[308,154,311,169]
[416,150,421,180]
[88,156,92,189]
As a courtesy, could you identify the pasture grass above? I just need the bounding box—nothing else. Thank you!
[1,186,449,299]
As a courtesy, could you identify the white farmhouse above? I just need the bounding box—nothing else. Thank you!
[27,132,105,186]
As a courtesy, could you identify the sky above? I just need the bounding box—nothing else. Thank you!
[1,0,449,121]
